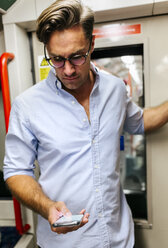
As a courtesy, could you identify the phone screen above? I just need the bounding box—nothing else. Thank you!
[52,214,83,227]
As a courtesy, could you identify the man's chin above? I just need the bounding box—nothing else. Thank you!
[62,81,82,90]
[64,85,81,91]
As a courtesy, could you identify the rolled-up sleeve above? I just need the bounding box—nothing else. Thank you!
[124,96,144,135]
[3,98,38,181]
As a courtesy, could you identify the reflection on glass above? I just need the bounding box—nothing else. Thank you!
[93,54,147,219]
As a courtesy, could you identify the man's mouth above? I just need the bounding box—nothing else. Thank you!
[63,75,79,81]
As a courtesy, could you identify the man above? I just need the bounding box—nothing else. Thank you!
[3,0,168,247]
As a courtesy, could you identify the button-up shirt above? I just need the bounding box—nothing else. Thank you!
[3,63,144,248]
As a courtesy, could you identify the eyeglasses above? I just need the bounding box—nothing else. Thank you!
[44,39,92,69]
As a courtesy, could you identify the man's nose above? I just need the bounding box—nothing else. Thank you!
[63,60,76,76]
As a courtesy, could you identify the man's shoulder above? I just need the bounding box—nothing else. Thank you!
[16,78,50,100]
[12,79,50,111]
[98,69,126,89]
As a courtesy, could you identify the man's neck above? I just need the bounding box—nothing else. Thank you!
[63,69,95,103]
[63,69,95,121]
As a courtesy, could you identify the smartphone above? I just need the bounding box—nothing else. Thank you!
[52,214,83,228]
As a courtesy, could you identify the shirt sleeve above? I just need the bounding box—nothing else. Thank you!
[3,98,38,181]
[123,96,144,135]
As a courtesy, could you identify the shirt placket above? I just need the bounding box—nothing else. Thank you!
[90,94,110,248]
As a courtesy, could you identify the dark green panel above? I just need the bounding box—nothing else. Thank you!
[0,0,17,11]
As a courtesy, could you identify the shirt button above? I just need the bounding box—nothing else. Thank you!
[83,118,87,122]
[92,139,96,144]
[94,165,99,169]
[98,213,102,218]
[71,100,75,104]
[95,188,99,192]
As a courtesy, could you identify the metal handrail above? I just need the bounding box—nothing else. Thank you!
[0,53,30,235]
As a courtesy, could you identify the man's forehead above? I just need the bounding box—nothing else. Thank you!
[46,28,89,56]
[48,26,86,43]
[48,47,87,58]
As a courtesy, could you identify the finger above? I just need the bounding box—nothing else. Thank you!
[80,213,89,227]
[48,208,62,224]
[52,225,79,234]
[57,202,72,217]
[51,214,89,233]
[80,209,86,215]
[51,208,89,234]
[83,213,89,222]
[80,209,89,221]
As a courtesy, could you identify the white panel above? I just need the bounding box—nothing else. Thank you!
[3,0,168,26]
[0,31,5,53]
[0,200,15,225]
[36,0,154,24]
[36,0,55,17]
[3,23,33,101]
[0,200,14,219]
[32,32,44,82]
[94,4,153,23]
[82,0,153,12]
[3,0,36,24]
[0,201,36,234]
[153,0,168,14]
[0,220,15,226]
[21,206,37,234]
[0,200,36,234]
[81,0,154,22]
[14,234,35,248]
[2,24,19,101]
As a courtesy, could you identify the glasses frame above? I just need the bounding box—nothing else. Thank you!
[44,38,92,69]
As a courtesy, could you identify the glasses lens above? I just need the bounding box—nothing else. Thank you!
[70,55,86,66]
[50,57,64,68]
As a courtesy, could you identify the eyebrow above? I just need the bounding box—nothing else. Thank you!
[49,47,86,58]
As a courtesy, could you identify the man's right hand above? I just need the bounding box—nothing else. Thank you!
[48,202,89,234]
[6,176,89,234]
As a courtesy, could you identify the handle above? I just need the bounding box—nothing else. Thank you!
[0,53,31,235]
[0,53,13,132]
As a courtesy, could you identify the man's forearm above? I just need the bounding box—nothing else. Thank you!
[6,174,90,234]
[143,101,168,132]
[6,175,54,219]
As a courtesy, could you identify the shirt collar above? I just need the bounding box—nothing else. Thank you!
[46,62,100,92]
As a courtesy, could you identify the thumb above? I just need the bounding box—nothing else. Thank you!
[56,201,72,217]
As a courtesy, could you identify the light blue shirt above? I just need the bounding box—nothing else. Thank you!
[4,63,144,248]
